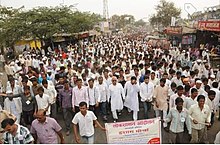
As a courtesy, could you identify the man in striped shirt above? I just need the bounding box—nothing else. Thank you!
[1,118,34,144]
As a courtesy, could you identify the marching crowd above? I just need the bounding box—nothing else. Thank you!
[0,33,220,144]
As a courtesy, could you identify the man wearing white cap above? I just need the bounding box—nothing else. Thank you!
[202,63,214,79]
[192,59,204,78]
[32,54,39,69]
[191,79,207,97]
[208,74,216,87]
[202,49,210,65]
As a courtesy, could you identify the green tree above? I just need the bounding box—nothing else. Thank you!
[134,19,146,27]
[0,6,103,50]
[110,14,135,29]
[149,0,181,27]
[0,6,26,49]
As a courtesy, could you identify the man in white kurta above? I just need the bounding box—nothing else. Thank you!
[108,76,125,122]
[124,76,140,121]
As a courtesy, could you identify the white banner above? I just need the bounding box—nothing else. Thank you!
[105,118,161,144]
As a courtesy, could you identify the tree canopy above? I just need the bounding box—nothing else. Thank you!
[110,14,135,30]
[0,6,103,48]
[134,19,146,27]
[149,0,181,28]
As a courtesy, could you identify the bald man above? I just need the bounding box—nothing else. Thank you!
[108,76,125,122]
[30,110,65,144]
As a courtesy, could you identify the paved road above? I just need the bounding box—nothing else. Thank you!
[0,70,219,144]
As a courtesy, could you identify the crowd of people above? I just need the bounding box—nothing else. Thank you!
[0,33,220,144]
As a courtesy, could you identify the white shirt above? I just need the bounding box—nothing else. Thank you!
[169,94,186,109]
[35,94,52,115]
[72,86,89,107]
[40,80,54,88]
[214,131,220,144]
[165,79,171,87]
[9,100,19,116]
[43,86,57,104]
[6,81,22,95]
[211,88,220,108]
[140,82,154,102]
[32,58,39,68]
[87,86,100,106]
[103,76,112,87]
[149,78,159,87]
[184,97,197,110]
[188,104,211,130]
[216,71,220,82]
[171,77,183,86]
[208,79,216,87]
[205,97,216,113]
[72,111,97,137]
[96,83,109,102]
[182,70,190,77]
[191,86,207,97]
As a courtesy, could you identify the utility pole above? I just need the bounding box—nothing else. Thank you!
[103,0,109,20]
[102,0,110,32]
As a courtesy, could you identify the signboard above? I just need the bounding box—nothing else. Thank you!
[165,26,182,34]
[198,21,220,32]
[105,118,161,144]
[78,33,89,39]
[100,21,109,32]
[171,17,176,26]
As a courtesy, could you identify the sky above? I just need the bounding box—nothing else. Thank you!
[0,0,219,20]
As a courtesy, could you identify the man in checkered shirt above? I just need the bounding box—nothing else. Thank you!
[1,118,34,144]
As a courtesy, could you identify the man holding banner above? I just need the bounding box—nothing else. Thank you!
[164,97,191,143]
[188,95,211,144]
